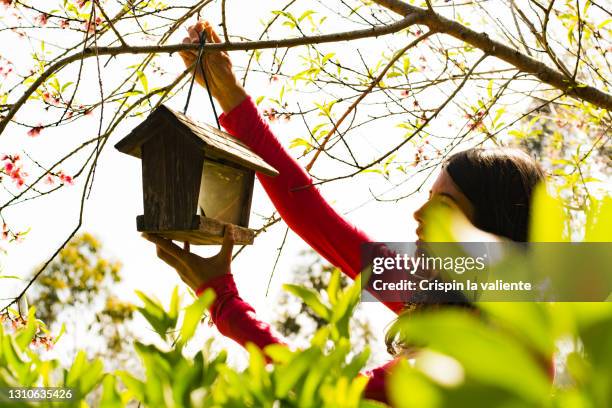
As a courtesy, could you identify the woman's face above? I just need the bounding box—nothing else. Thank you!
[413,169,474,241]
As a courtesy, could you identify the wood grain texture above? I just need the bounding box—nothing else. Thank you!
[137,215,255,245]
[140,125,203,231]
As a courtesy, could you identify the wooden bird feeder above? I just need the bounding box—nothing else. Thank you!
[114,105,278,245]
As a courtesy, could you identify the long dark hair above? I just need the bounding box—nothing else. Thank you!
[385,147,545,356]
[445,148,545,242]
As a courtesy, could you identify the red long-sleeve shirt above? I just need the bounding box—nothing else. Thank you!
[195,96,400,403]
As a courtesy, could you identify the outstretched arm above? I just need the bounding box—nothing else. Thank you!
[219,96,372,283]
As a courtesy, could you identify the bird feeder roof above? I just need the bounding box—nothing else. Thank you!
[115,104,278,177]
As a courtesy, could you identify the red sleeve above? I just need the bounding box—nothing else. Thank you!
[196,274,284,350]
[196,275,395,405]
[219,97,403,314]
[362,359,398,404]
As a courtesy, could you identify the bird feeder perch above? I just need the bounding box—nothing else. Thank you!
[114,105,278,245]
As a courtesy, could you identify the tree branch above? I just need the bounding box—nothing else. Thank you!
[305,31,434,172]
[0,13,425,136]
[370,0,612,110]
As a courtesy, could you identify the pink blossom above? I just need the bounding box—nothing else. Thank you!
[263,107,278,122]
[84,16,102,33]
[34,13,48,26]
[59,19,70,29]
[58,171,74,185]
[0,65,13,78]
[42,91,60,106]
[27,126,43,137]
[0,56,14,78]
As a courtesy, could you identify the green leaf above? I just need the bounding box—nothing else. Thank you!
[274,347,320,398]
[136,290,174,337]
[264,343,293,364]
[66,351,105,397]
[283,284,331,320]
[53,323,66,345]
[585,196,612,242]
[179,289,215,346]
[61,81,74,92]
[342,347,371,380]
[168,286,180,322]
[136,70,149,93]
[388,360,441,408]
[117,370,146,402]
[330,274,362,339]
[15,307,37,350]
[394,310,551,404]
[528,184,567,242]
[326,268,341,305]
[298,10,316,22]
[100,375,123,408]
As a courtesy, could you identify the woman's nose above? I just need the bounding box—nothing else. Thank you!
[413,201,427,222]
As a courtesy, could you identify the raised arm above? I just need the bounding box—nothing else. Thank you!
[219,96,371,282]
[180,22,404,314]
[179,23,373,279]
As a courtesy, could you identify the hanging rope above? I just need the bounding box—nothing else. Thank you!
[183,30,221,130]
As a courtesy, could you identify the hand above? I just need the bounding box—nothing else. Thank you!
[179,20,247,113]
[142,225,236,292]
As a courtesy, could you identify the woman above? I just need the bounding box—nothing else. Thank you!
[143,21,547,403]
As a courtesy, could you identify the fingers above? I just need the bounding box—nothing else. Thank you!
[142,233,189,260]
[188,20,210,43]
[156,246,198,288]
[179,37,197,63]
[186,20,222,44]
[187,25,201,43]
[206,24,222,44]
[179,50,195,66]
[156,245,183,270]
[219,225,235,263]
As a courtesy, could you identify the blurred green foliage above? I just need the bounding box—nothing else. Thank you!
[28,233,136,365]
[0,192,610,407]
[272,251,375,353]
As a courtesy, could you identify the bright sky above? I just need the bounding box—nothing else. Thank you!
[0,0,560,368]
